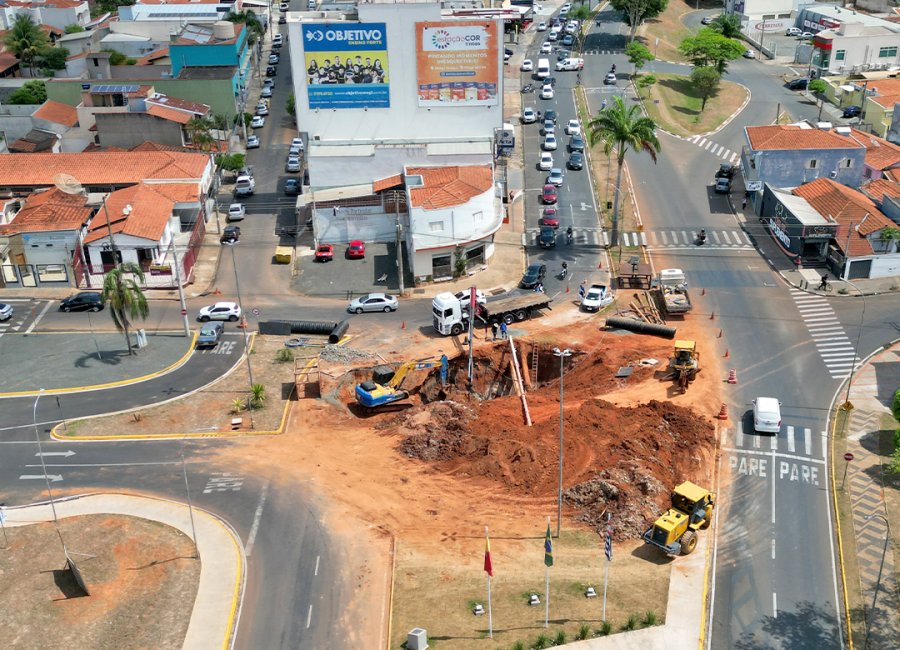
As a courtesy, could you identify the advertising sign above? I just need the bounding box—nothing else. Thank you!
[302,23,390,109]
[416,21,499,107]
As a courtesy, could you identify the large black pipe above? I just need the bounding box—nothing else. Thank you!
[259,320,337,336]
[604,317,676,339]
[328,319,349,344]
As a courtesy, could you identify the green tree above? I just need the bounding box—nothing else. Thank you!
[879,227,900,253]
[7,80,47,104]
[690,66,721,111]
[103,49,127,65]
[625,41,654,77]
[101,262,149,356]
[216,153,246,175]
[587,96,660,243]
[185,116,216,151]
[569,5,591,22]
[609,0,668,43]
[64,24,85,34]
[38,47,69,71]
[679,28,746,74]
[226,10,263,45]
[286,91,295,118]
[92,0,135,19]
[4,15,50,76]
[636,73,657,91]
[808,78,829,120]
[893,388,900,423]
[711,15,742,39]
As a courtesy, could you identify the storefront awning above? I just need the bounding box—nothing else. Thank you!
[295,183,375,208]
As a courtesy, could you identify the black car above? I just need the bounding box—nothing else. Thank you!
[266,66,277,77]
[284,179,301,195]
[278,15,286,24]
[842,105,861,118]
[557,50,570,61]
[520,262,547,288]
[567,151,584,170]
[544,109,557,124]
[569,134,585,152]
[786,77,809,90]
[220,225,241,244]
[539,227,557,248]
[715,162,736,179]
[60,292,103,312]
[544,76,556,87]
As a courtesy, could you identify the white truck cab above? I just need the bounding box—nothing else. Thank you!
[432,292,468,335]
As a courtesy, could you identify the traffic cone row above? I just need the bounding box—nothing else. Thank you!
[716,403,729,420]
[727,368,737,384]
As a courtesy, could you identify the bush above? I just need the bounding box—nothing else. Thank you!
[553,630,566,645]
[597,620,612,636]
[892,388,900,423]
[274,348,293,363]
[7,80,46,105]
[577,623,591,640]
[622,614,638,631]
[532,633,550,649]
[642,610,658,627]
[510,642,525,650]
[249,383,266,409]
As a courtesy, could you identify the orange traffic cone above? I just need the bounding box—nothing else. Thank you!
[727,368,737,384]
[710,311,715,320]
[238,315,248,329]
[717,403,729,420]
[724,348,729,358]
[401,321,406,330]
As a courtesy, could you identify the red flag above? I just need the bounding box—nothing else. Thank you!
[484,531,494,577]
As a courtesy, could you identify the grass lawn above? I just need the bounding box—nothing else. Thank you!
[637,73,748,137]
[638,0,715,64]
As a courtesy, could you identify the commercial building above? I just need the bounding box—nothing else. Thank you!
[797,5,900,77]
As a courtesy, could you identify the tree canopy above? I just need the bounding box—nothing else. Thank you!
[710,15,742,39]
[4,15,50,76]
[625,41,654,76]
[609,0,668,42]
[679,28,746,75]
[8,80,46,105]
[690,66,721,111]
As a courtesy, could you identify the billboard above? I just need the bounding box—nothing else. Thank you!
[302,23,390,109]
[415,21,499,107]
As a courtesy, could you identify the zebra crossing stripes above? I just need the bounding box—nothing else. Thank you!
[583,50,623,56]
[523,227,604,247]
[525,228,754,249]
[727,423,823,459]
[790,289,857,379]
[688,135,741,165]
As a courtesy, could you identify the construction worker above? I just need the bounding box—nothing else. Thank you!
[491,321,499,341]
[500,321,508,339]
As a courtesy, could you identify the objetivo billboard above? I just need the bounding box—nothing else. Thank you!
[302,23,389,109]
[416,21,499,107]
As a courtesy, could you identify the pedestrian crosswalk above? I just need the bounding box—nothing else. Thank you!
[790,288,857,379]
[687,135,741,165]
[583,49,623,56]
[723,423,826,461]
[523,227,605,247]
[524,227,754,249]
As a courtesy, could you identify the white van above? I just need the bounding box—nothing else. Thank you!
[752,397,782,433]
[536,58,551,79]
[555,57,584,71]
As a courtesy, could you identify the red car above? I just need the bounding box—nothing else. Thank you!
[347,240,366,259]
[541,184,558,205]
[315,244,334,262]
[539,207,560,229]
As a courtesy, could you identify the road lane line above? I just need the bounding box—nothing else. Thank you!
[773,592,777,618]
[805,429,812,455]
[753,434,760,448]
[720,447,826,464]
[787,426,795,453]
[315,554,320,576]
[771,539,776,559]
[770,435,777,450]
[24,461,179,467]
[306,604,313,629]
[245,481,269,557]
[24,300,54,334]
[735,421,743,448]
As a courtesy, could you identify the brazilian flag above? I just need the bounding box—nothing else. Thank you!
[544,523,553,567]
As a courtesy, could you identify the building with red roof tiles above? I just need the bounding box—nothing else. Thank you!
[0,0,89,31]
[846,128,900,180]
[32,100,79,128]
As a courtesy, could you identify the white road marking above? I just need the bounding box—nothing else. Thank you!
[306,604,313,629]
[805,429,812,455]
[771,539,776,559]
[24,300,54,334]
[245,481,270,557]
[721,446,826,464]
[773,592,778,618]
[314,554,320,576]
[787,426,795,453]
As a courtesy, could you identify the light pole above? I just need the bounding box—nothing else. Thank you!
[552,347,572,538]
[840,279,867,410]
[229,243,255,427]
[863,513,892,649]
[32,389,66,552]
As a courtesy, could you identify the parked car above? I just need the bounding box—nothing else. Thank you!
[604,72,617,85]
[0,302,12,321]
[196,322,224,348]
[842,105,862,118]
[278,15,286,24]
[539,152,554,171]
[547,168,564,186]
[266,66,277,77]
[715,177,732,193]
[220,225,241,244]
[246,135,260,149]
[197,302,241,322]
[569,134,585,152]
[250,115,265,128]
[581,284,613,312]
[284,178,301,195]
[541,84,554,99]
[285,156,302,172]
[799,32,814,40]
[256,104,269,116]
[567,151,584,170]
[566,119,580,135]
[347,293,399,314]
[227,203,246,221]
[542,184,558,204]
[539,207,559,228]
[279,2,288,10]
[786,77,809,90]
[268,54,280,65]
[786,27,802,36]
[263,78,274,88]
[60,292,104,312]
[543,133,558,151]
[315,244,334,262]
[715,162,736,179]
[521,58,534,72]
[520,262,547,289]
[522,107,537,124]
[289,144,303,157]
[347,240,366,259]
[742,49,755,59]
[539,226,557,248]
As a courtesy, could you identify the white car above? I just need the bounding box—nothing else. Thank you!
[543,133,558,151]
[799,31,814,40]
[246,135,260,149]
[198,302,241,322]
[347,293,398,314]
[285,156,301,172]
[227,203,245,221]
[561,2,571,11]
[250,115,265,128]
[279,2,288,10]
[454,289,487,306]
[539,152,554,171]
[291,137,304,151]
[263,78,274,88]
[541,42,552,54]
[0,302,13,321]
[289,144,303,156]
[540,84,554,99]
[536,22,547,32]
[566,119,580,136]
[785,27,802,36]
[752,397,782,434]
[546,167,564,186]
[522,107,537,123]
[521,58,534,72]
[581,284,613,312]
[256,104,269,116]
[604,72,617,85]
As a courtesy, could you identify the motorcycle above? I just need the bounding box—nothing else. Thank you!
[521,83,535,93]
[696,230,707,246]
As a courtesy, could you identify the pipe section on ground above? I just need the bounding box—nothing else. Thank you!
[328,319,349,344]
[258,320,337,336]
[604,317,676,339]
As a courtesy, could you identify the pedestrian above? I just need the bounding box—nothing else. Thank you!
[818,274,829,291]
[741,197,747,210]
[534,282,544,293]
[491,321,499,341]
[500,321,508,340]
[579,281,586,299]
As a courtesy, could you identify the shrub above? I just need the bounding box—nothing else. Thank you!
[622,614,638,630]
[553,630,566,645]
[532,633,550,649]
[510,642,525,650]
[642,610,658,627]
[577,623,591,640]
[597,620,612,636]
[230,398,245,414]
[249,383,266,409]
[275,348,294,363]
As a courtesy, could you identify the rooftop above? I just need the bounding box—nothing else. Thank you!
[32,100,79,128]
[9,129,58,154]
[83,182,197,244]
[848,128,900,170]
[746,124,862,151]
[0,187,92,236]
[860,179,900,203]
[806,5,900,30]
[406,165,493,210]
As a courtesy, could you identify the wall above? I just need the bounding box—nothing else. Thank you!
[312,204,396,243]
[101,34,160,59]
[756,146,865,188]
[288,4,503,143]
[0,103,39,143]
[95,112,183,148]
[170,28,248,77]
[41,5,90,31]
[821,32,900,74]
[19,230,79,266]
[846,253,900,279]
[409,186,498,251]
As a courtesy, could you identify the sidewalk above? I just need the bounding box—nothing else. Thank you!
[4,493,244,650]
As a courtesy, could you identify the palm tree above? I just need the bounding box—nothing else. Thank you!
[587,96,661,246]
[185,116,215,151]
[226,10,264,44]
[101,262,150,356]
[4,15,50,77]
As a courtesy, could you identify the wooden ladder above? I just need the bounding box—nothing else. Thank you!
[531,340,539,386]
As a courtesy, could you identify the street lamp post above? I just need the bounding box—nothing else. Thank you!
[840,279,868,409]
[863,513,892,649]
[552,347,572,538]
[229,244,256,427]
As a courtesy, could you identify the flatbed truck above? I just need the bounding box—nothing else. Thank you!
[432,291,552,336]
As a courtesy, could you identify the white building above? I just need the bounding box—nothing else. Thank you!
[725,0,797,41]
[806,18,900,76]
[0,0,90,32]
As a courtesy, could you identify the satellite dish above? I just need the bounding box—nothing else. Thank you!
[54,173,84,195]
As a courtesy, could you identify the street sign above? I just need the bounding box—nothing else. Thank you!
[252,308,260,316]
[844,452,854,462]
[180,308,187,316]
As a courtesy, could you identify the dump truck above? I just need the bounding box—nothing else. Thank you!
[355,358,441,410]
[642,481,715,556]
[668,340,700,392]
[432,291,552,336]
[654,268,692,315]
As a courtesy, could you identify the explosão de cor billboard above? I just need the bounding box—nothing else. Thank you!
[415,21,499,107]
[302,23,390,109]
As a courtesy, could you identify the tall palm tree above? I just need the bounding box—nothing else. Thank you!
[185,116,215,151]
[226,10,264,44]
[4,15,50,77]
[101,262,149,356]
[587,96,661,246]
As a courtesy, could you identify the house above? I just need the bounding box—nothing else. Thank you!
[170,22,250,83]
[799,6,900,78]
[0,0,90,32]
[848,127,900,181]
[9,128,59,153]
[92,91,212,150]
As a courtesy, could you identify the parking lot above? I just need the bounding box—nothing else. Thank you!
[291,241,414,298]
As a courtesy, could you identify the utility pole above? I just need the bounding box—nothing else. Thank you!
[230,244,255,427]
[553,347,572,538]
[169,240,190,337]
[394,193,405,295]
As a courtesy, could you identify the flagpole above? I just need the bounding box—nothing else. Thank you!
[545,515,550,628]
[602,550,610,622]
[485,525,493,638]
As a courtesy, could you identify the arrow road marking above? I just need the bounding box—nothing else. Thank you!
[35,450,76,458]
[580,202,590,210]
[20,474,63,482]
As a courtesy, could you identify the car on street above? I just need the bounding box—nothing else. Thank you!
[604,72,617,85]
[250,115,265,128]
[266,66,277,77]
[347,293,399,314]
[198,302,241,322]
[539,207,559,228]
[541,42,552,54]
[786,27,802,36]
[842,105,862,118]
[543,133,558,150]
[521,58,534,72]
[285,156,302,172]
[0,302,12,321]
[504,48,513,61]
[541,184,558,204]
[539,152,554,171]
[701,16,714,25]
[542,119,555,135]
[454,289,487,306]
[260,87,272,100]
[715,162,736,179]
[289,144,303,157]
[278,15,286,24]
[715,177,732,193]
[561,34,574,47]
[567,151,584,170]
[786,77,809,90]
[548,29,559,43]
[799,32,813,40]
[520,262,547,289]
[256,104,269,116]
[544,109,557,123]
[347,240,366,258]
[268,54,280,65]
[264,78,274,88]
[523,107,537,123]
[539,226,557,248]
[742,49,755,59]
[547,168,564,186]
[566,119,580,135]
[291,137,304,150]
[557,49,570,61]
[196,322,224,348]
[284,178,301,195]
[315,244,334,262]
[246,135,260,149]
[569,134,585,152]
[752,397,782,433]
[234,174,255,197]
[60,292,104,312]
[540,84,554,99]
[581,284,613,312]
[227,203,245,221]
[537,21,547,31]
[220,225,241,244]
[279,2,288,10]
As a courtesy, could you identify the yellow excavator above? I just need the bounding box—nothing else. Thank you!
[669,340,700,393]
[642,481,715,556]
[355,357,441,410]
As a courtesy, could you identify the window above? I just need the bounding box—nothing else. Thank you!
[807,159,818,169]
[835,50,845,61]
[842,159,853,168]
[878,46,897,58]
[429,221,443,232]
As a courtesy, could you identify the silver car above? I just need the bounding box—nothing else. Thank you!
[0,302,13,321]
[285,156,301,172]
[347,293,399,313]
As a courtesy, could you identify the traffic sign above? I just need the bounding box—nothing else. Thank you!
[844,452,854,462]
[252,308,260,316]
[180,308,187,316]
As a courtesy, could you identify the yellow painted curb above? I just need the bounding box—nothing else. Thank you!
[221,512,245,650]
[831,407,855,649]
[0,332,199,398]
